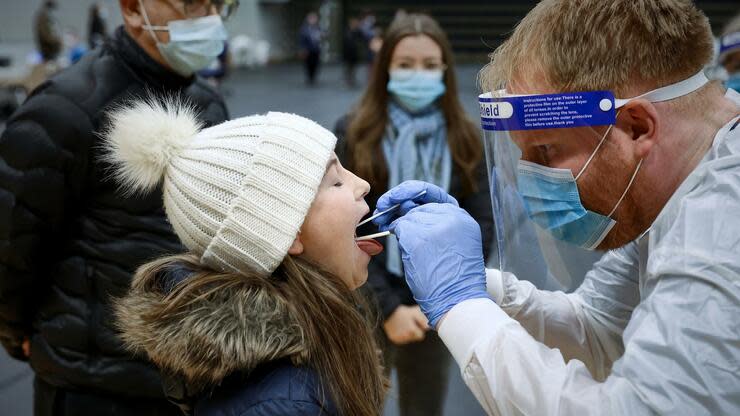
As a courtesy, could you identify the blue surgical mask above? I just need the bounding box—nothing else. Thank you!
[388,69,446,113]
[516,125,643,250]
[140,1,228,77]
[726,73,740,93]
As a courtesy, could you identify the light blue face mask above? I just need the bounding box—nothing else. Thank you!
[388,69,446,113]
[517,124,644,250]
[140,1,228,77]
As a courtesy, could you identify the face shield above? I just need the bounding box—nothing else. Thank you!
[480,71,709,289]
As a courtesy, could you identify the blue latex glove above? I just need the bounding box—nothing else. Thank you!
[373,180,459,231]
[385,203,490,328]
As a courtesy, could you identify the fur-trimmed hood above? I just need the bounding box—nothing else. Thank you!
[115,261,309,390]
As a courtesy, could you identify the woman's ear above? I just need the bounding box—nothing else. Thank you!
[617,98,660,160]
[288,234,304,255]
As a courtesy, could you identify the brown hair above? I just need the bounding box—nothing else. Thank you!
[480,0,715,97]
[118,254,387,416]
[345,13,482,195]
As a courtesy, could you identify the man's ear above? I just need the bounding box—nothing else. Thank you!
[119,0,143,30]
[288,234,304,255]
[616,98,660,160]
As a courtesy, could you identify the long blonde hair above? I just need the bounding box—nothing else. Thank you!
[118,254,387,415]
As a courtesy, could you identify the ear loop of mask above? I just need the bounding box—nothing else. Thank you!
[138,0,168,44]
[593,70,708,219]
[575,122,616,181]
[574,109,644,219]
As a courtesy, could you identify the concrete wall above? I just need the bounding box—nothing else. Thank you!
[0,0,299,61]
[229,1,295,61]
[0,0,124,43]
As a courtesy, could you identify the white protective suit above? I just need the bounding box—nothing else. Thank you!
[439,90,740,415]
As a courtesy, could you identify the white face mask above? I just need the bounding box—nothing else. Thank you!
[139,0,228,77]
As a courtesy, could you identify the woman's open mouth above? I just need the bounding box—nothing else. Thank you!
[355,211,384,256]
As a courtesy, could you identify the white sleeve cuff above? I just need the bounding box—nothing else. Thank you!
[486,268,504,303]
[438,298,513,366]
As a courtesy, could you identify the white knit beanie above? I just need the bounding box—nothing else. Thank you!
[103,98,337,275]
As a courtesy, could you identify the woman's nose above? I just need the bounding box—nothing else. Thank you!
[356,176,370,199]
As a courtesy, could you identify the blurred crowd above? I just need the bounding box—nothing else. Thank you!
[0,1,739,416]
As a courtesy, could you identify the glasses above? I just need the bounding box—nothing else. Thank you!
[178,0,239,20]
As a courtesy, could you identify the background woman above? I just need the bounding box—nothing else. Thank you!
[334,13,492,416]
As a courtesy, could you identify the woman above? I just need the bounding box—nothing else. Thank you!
[105,100,387,415]
[334,13,492,416]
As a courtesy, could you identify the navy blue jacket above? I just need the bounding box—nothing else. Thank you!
[196,360,338,416]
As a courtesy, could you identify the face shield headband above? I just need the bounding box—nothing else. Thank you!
[479,70,709,250]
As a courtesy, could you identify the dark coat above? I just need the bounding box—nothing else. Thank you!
[299,24,322,54]
[343,28,366,64]
[117,262,338,416]
[334,114,493,319]
[0,26,228,400]
[34,4,62,60]
[196,361,337,416]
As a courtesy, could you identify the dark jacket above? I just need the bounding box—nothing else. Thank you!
[299,24,322,54]
[196,361,337,416]
[116,262,338,415]
[0,26,228,399]
[334,114,493,319]
[343,28,365,64]
[34,4,62,60]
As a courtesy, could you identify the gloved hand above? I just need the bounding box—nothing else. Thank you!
[373,180,459,231]
[385,203,490,328]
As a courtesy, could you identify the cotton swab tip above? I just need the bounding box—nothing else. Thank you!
[355,231,391,241]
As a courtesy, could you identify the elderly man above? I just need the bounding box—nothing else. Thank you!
[0,1,235,415]
[372,0,740,414]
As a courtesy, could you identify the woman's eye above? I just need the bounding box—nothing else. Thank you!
[334,181,343,187]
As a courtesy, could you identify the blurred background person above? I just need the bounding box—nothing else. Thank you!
[0,0,231,414]
[334,13,492,416]
[199,41,231,90]
[299,11,322,85]
[343,16,365,87]
[63,29,87,65]
[368,25,384,74]
[360,10,377,44]
[719,13,740,92]
[393,9,409,21]
[34,0,61,63]
[87,2,109,50]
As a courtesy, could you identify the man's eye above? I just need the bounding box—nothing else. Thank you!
[334,181,343,187]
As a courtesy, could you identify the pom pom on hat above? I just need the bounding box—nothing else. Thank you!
[102,96,202,195]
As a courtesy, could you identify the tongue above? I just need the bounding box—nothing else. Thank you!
[356,239,384,256]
